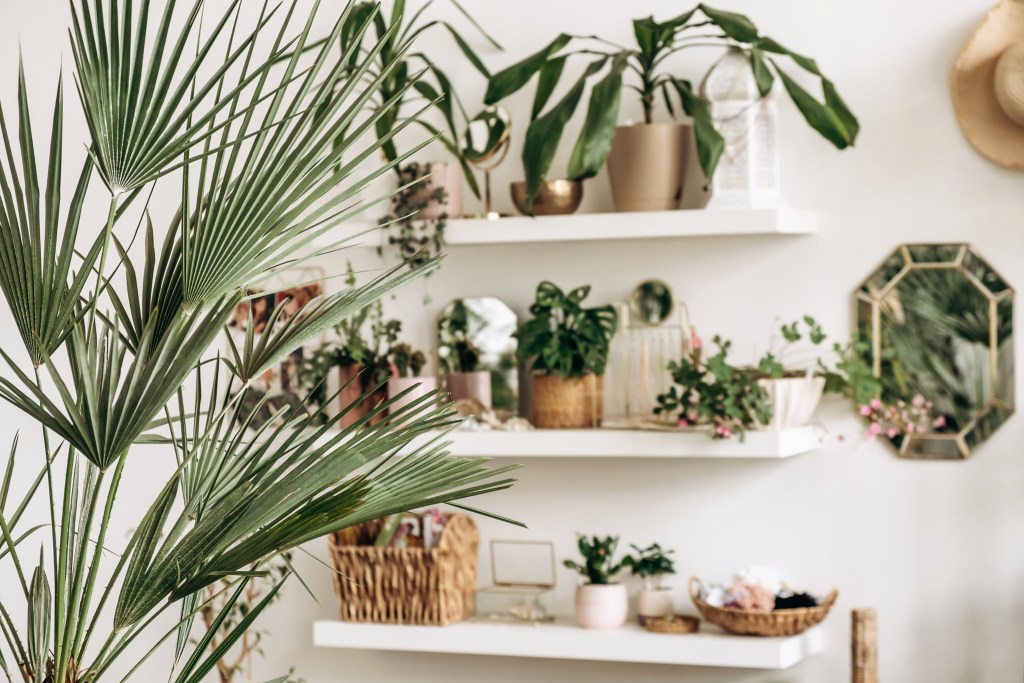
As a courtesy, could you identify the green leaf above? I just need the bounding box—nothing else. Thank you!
[567,53,627,180]
[671,78,725,180]
[774,65,852,149]
[531,56,567,122]
[698,4,759,43]
[27,554,50,683]
[749,48,774,97]
[485,33,572,104]
[522,57,607,212]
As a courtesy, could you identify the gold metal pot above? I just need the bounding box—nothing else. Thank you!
[510,179,583,216]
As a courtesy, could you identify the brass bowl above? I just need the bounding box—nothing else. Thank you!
[510,179,583,216]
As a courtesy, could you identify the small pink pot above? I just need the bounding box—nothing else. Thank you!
[407,161,463,219]
[446,371,492,409]
[574,583,628,630]
[387,376,438,415]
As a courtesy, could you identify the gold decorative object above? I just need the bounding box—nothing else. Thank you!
[856,244,1015,459]
[510,179,583,216]
[630,279,676,326]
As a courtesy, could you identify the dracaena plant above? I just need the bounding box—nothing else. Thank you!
[0,3,517,683]
[483,4,859,211]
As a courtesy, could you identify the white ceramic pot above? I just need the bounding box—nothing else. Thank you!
[636,587,675,624]
[758,375,826,430]
[387,376,438,414]
[574,583,628,630]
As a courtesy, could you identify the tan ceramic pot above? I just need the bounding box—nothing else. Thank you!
[531,374,603,429]
[446,371,492,409]
[338,364,387,429]
[407,161,464,219]
[387,376,439,415]
[606,122,691,212]
[510,179,583,216]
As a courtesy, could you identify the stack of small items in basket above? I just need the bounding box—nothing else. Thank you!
[702,566,820,611]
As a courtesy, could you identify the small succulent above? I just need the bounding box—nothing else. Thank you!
[389,342,427,378]
[563,534,624,585]
[622,543,676,586]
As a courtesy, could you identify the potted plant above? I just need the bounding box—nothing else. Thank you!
[654,336,772,440]
[329,1,507,257]
[623,543,677,624]
[564,535,628,630]
[484,5,858,213]
[301,264,401,428]
[378,161,451,273]
[387,342,438,414]
[439,299,493,408]
[516,282,618,428]
[756,316,882,430]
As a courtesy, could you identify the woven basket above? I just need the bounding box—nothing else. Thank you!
[532,373,603,428]
[328,514,479,625]
[689,577,838,637]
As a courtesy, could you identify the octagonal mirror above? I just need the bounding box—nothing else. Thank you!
[856,244,1014,459]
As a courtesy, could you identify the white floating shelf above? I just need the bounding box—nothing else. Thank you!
[313,619,824,670]
[419,426,823,459]
[444,207,818,245]
[319,207,817,250]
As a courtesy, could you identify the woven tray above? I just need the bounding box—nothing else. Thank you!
[328,514,478,625]
[689,577,837,637]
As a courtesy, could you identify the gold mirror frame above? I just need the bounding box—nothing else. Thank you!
[855,243,1014,459]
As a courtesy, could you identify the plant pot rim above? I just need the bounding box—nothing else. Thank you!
[532,371,603,378]
[616,121,692,130]
[639,585,674,592]
[580,581,624,588]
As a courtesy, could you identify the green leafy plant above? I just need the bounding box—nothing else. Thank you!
[515,282,618,379]
[328,0,504,198]
[390,342,427,378]
[564,535,624,585]
[757,315,880,404]
[438,300,483,373]
[378,161,450,271]
[301,264,403,409]
[622,543,677,586]
[484,4,858,210]
[0,3,517,683]
[655,336,772,439]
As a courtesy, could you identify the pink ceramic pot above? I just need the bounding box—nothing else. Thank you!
[446,371,492,409]
[408,161,464,219]
[387,376,438,415]
[574,583,628,630]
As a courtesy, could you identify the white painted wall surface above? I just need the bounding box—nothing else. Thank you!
[1,1,1023,682]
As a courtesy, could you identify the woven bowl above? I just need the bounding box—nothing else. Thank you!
[689,577,838,637]
[644,614,700,634]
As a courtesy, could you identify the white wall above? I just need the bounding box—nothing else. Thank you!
[2,1,1023,682]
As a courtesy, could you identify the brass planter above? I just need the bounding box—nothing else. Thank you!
[510,179,583,216]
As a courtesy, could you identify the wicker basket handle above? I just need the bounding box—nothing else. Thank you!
[819,589,839,609]
[688,576,703,602]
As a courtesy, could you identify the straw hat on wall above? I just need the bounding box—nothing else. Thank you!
[952,0,1024,168]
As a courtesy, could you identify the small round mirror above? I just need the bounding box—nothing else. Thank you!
[630,280,675,326]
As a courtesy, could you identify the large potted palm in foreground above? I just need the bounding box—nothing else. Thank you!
[0,2,516,682]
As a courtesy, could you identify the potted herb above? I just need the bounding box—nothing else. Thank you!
[302,265,401,428]
[756,316,881,430]
[655,336,772,439]
[387,341,437,414]
[439,299,493,408]
[515,282,618,428]
[564,535,628,630]
[623,543,677,624]
[484,4,858,213]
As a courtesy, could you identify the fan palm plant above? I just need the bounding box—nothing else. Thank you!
[0,2,517,683]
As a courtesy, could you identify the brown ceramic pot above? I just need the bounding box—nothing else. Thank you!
[605,122,691,212]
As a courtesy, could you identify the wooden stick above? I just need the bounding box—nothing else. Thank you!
[852,608,878,683]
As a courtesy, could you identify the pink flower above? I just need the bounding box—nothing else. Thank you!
[911,394,926,407]
[906,423,915,433]
[678,417,689,427]
[721,428,733,438]
[870,398,883,410]
[867,422,882,439]
[688,412,698,422]
[859,405,872,416]
[933,415,946,428]
[887,428,899,438]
